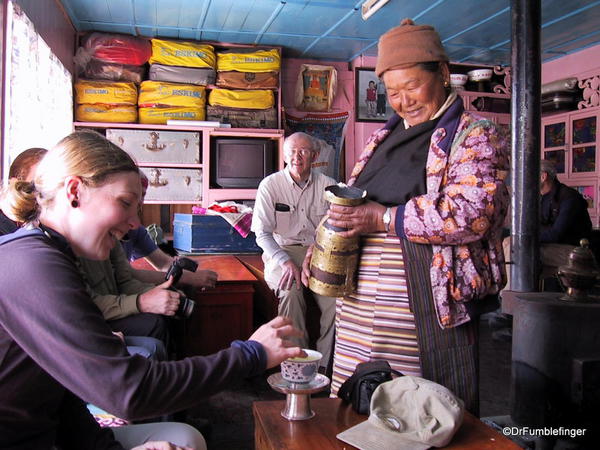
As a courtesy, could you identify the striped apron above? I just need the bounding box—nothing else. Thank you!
[331,233,480,414]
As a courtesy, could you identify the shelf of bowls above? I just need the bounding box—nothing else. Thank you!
[450,65,512,116]
[449,66,511,95]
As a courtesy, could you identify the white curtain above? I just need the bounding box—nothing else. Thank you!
[3,1,72,181]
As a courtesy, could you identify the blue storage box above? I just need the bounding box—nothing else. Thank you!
[173,213,261,253]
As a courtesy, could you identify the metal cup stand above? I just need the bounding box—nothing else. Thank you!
[267,373,330,420]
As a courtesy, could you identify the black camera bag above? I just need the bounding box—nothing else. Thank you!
[337,360,402,415]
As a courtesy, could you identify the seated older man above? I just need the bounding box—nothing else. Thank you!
[251,132,336,373]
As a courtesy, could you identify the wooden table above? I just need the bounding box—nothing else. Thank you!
[253,398,521,450]
[177,255,256,356]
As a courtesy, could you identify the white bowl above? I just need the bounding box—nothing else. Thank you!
[281,349,322,383]
[467,69,493,82]
[450,73,468,87]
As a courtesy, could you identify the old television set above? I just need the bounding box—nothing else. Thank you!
[212,138,276,188]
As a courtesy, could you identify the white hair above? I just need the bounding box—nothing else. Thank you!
[283,132,318,153]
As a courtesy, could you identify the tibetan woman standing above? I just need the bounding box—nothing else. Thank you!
[305,19,509,413]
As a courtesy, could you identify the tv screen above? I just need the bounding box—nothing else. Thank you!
[213,138,275,188]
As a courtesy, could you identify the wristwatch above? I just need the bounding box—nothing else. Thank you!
[382,207,392,233]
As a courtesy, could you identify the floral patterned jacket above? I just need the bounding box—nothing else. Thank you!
[349,99,509,328]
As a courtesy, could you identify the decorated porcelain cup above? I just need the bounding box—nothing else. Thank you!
[281,349,322,384]
[450,73,468,87]
[467,68,493,82]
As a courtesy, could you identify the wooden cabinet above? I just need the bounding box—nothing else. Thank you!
[106,129,201,165]
[542,107,600,225]
[182,283,254,356]
[75,121,284,207]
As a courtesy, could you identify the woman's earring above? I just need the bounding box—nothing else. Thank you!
[444,80,450,88]
[71,199,79,208]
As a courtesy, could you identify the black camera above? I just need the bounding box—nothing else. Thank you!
[165,257,199,318]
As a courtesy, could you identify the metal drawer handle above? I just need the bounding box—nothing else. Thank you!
[145,132,167,152]
[117,137,124,146]
[148,168,168,187]
[183,139,189,149]
[183,176,191,186]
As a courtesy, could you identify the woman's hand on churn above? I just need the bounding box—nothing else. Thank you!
[301,245,314,287]
[327,200,387,237]
[277,260,302,292]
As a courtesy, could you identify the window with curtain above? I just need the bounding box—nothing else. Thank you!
[2,1,72,180]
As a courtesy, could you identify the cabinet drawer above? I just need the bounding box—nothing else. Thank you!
[106,129,200,164]
[140,167,202,202]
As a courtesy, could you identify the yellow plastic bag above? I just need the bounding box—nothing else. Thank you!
[208,89,274,109]
[138,106,206,124]
[75,80,138,105]
[149,39,216,68]
[75,104,137,123]
[138,81,206,108]
[217,49,280,73]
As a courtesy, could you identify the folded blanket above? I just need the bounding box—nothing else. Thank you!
[192,201,253,238]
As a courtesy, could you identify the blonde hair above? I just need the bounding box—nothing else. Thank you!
[3,130,138,223]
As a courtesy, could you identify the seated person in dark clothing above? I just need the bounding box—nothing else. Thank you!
[0,130,302,449]
[0,147,47,234]
[539,159,593,282]
[493,160,593,340]
[504,159,592,288]
[540,159,592,246]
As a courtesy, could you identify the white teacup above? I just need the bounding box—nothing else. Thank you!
[281,349,322,384]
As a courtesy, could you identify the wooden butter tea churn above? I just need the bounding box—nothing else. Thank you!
[308,184,366,297]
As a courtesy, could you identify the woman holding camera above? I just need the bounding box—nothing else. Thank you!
[0,130,302,449]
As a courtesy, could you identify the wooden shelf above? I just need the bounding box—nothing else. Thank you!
[137,162,203,169]
[457,91,512,99]
[74,121,282,134]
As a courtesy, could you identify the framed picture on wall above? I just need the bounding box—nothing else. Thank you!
[355,68,393,123]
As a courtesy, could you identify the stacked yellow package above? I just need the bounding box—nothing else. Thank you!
[138,80,206,124]
[216,49,280,73]
[216,48,280,89]
[149,39,216,68]
[74,80,138,123]
[208,89,274,110]
[138,107,206,125]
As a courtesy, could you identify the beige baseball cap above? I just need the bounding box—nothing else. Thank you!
[336,376,464,450]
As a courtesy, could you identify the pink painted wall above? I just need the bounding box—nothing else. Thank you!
[542,45,600,84]
[281,58,354,180]
[282,55,384,181]
[283,45,600,182]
